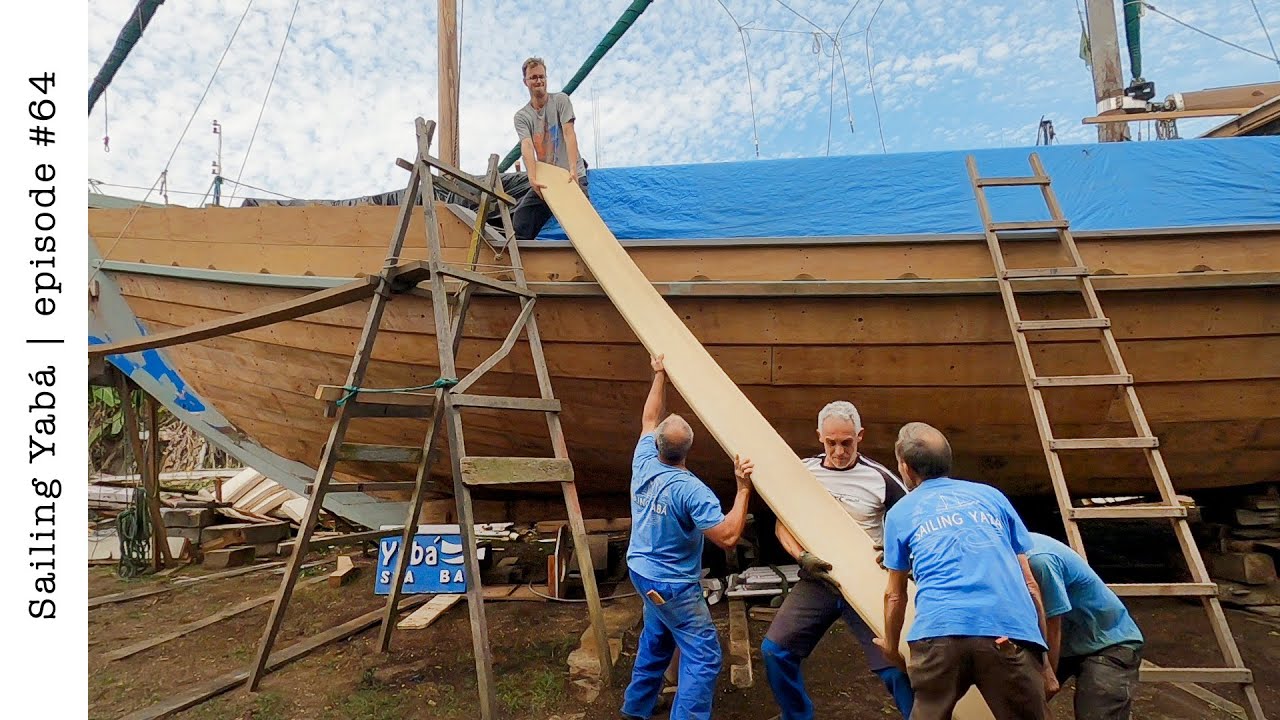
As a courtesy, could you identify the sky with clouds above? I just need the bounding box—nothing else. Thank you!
[87,0,1280,206]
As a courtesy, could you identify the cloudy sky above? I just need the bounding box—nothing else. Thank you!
[87,0,1280,206]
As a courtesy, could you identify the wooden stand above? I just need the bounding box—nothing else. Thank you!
[967,154,1265,720]
[245,119,613,717]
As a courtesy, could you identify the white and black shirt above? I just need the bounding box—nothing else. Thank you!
[802,454,908,548]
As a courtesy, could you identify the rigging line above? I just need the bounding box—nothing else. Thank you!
[772,0,828,36]
[1247,0,1280,66]
[836,0,864,37]
[90,0,257,286]
[233,0,302,192]
[96,180,298,200]
[826,38,837,155]
[865,0,887,153]
[715,0,761,157]
[1130,1,1280,66]
[742,25,829,35]
[835,42,856,133]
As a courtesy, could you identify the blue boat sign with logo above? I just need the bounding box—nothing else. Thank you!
[374,533,469,595]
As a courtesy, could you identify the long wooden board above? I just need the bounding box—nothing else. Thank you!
[538,162,993,718]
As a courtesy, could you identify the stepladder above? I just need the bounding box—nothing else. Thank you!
[247,118,614,719]
[966,152,1265,720]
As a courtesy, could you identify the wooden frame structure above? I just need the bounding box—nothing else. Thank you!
[240,119,613,718]
[966,153,1266,719]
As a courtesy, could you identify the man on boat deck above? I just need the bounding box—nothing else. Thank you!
[513,56,588,241]
[1027,532,1144,720]
[760,401,914,719]
[876,422,1057,720]
[623,354,754,720]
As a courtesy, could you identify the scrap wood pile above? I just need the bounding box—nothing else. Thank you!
[89,468,311,569]
[1197,482,1280,618]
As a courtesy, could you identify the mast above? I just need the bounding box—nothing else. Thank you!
[438,0,460,166]
[1085,0,1130,142]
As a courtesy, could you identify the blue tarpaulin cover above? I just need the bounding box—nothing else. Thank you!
[538,137,1279,240]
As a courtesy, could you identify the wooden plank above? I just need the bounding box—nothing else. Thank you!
[459,456,574,485]
[397,593,463,629]
[1031,374,1132,388]
[103,576,329,662]
[1139,667,1253,683]
[1178,82,1280,111]
[1205,552,1277,585]
[279,529,392,554]
[1109,583,1217,597]
[450,394,561,412]
[1070,505,1186,520]
[1002,266,1089,279]
[1142,661,1248,719]
[990,219,1069,232]
[434,263,534,297]
[315,384,437,408]
[419,154,516,205]
[117,594,430,720]
[728,599,753,688]
[975,176,1049,187]
[1051,437,1159,450]
[91,276,380,357]
[88,585,171,609]
[337,443,424,464]
[329,555,359,587]
[1018,318,1110,331]
[537,161,994,719]
[1083,107,1254,124]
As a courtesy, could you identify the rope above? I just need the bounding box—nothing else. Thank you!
[1130,1,1280,67]
[233,0,302,191]
[89,0,257,287]
[1248,0,1280,69]
[715,0,761,158]
[117,484,152,579]
[335,377,459,407]
[865,0,888,153]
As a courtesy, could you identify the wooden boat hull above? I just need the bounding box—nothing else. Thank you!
[89,203,1280,521]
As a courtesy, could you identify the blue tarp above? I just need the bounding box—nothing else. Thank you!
[539,137,1280,240]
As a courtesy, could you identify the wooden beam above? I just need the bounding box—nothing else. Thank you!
[460,456,575,486]
[420,155,516,205]
[328,555,359,587]
[728,598,753,688]
[1203,96,1280,138]
[88,585,170,609]
[1083,108,1252,124]
[336,443,424,464]
[1178,82,1280,112]
[279,529,392,554]
[102,576,329,662]
[437,0,459,167]
[90,276,380,357]
[434,263,534,297]
[450,394,561,412]
[117,594,430,720]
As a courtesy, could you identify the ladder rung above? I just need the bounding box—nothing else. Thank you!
[976,176,1050,187]
[336,443,423,464]
[1051,436,1159,450]
[1139,667,1253,684]
[306,481,419,495]
[1109,583,1217,597]
[459,456,574,485]
[1031,374,1133,388]
[1001,266,1089,279]
[1069,505,1186,520]
[315,384,437,408]
[989,219,1070,232]
[450,394,561,412]
[1017,318,1111,331]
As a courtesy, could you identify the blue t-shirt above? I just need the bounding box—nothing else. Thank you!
[626,434,725,583]
[1027,533,1144,658]
[883,477,1044,647]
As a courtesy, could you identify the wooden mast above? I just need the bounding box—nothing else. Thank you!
[438,0,460,166]
[1085,0,1130,142]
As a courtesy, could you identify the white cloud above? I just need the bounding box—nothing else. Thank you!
[87,0,1280,205]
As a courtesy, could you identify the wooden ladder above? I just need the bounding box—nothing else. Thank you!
[966,153,1265,720]
[247,119,613,719]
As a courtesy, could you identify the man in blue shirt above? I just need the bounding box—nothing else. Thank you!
[1028,533,1144,719]
[622,354,753,720]
[875,422,1055,720]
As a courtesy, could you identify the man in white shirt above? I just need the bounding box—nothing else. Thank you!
[761,401,913,719]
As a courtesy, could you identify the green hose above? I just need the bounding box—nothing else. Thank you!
[117,484,152,579]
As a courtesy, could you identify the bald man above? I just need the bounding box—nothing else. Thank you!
[622,354,753,720]
[876,422,1055,720]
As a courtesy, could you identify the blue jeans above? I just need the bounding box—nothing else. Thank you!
[761,577,914,719]
[622,571,722,720]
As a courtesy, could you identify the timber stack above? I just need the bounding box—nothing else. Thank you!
[1197,483,1280,617]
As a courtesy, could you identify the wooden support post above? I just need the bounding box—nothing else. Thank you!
[146,394,174,568]
[437,0,459,167]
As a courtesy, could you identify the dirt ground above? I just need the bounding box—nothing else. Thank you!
[89,545,1280,720]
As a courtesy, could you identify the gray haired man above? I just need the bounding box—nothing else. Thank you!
[760,401,914,719]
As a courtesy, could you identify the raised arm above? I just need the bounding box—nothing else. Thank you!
[641,354,666,435]
[704,455,753,550]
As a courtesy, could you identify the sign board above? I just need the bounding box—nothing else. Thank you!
[374,533,470,595]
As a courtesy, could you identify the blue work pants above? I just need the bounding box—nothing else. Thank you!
[622,571,722,720]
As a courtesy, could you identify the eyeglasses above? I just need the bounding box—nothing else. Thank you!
[526,74,546,81]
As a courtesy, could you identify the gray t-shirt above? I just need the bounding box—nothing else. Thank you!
[514,92,586,176]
